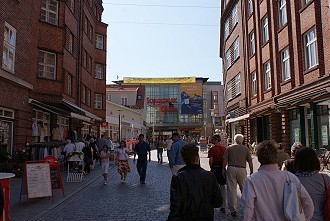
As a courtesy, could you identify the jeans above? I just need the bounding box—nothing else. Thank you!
[157,148,163,163]
[136,160,148,182]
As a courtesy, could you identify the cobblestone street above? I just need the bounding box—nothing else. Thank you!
[11,149,259,221]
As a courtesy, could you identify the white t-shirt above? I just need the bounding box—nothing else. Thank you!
[75,142,85,152]
[116,147,129,160]
[64,143,75,156]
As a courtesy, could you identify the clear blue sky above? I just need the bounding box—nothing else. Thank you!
[102,0,223,83]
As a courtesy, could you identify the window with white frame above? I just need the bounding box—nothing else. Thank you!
[203,93,207,99]
[248,0,253,16]
[67,73,72,95]
[40,0,58,25]
[251,72,257,96]
[226,85,232,101]
[262,16,269,44]
[95,94,102,109]
[233,38,239,60]
[95,63,104,79]
[37,50,56,80]
[68,0,74,12]
[121,97,127,106]
[57,116,69,129]
[95,34,104,50]
[304,28,318,69]
[235,74,241,94]
[264,61,271,90]
[301,0,312,7]
[204,101,207,108]
[249,31,255,56]
[81,124,90,137]
[225,20,229,39]
[279,0,287,27]
[226,50,231,69]
[232,5,238,24]
[106,94,111,101]
[2,23,16,72]
[281,48,290,81]
[68,32,73,53]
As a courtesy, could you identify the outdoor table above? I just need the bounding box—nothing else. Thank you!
[0,173,15,221]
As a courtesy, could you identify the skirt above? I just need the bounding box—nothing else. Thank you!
[211,164,226,185]
[117,160,131,174]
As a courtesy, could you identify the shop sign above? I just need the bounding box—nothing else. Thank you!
[100,122,108,127]
[147,97,177,104]
[160,106,178,112]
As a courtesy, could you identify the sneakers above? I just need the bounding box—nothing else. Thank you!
[231,211,237,217]
[220,208,226,213]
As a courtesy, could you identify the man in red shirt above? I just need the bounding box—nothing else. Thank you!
[208,134,227,213]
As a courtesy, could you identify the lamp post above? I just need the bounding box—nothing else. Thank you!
[117,109,122,141]
[210,109,214,135]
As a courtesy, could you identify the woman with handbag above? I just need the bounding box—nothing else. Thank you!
[115,140,131,183]
[295,147,330,221]
[240,140,314,221]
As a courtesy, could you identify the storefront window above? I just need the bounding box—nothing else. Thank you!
[81,123,90,137]
[0,120,13,154]
[32,109,50,143]
[317,105,329,149]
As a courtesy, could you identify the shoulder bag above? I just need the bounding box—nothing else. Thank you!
[321,174,330,220]
[283,172,306,221]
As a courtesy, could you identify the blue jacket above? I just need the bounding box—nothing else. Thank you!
[168,139,187,168]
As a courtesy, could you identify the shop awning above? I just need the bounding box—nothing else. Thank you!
[29,99,70,116]
[225,113,250,124]
[62,99,102,121]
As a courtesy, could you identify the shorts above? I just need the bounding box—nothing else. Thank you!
[101,162,109,174]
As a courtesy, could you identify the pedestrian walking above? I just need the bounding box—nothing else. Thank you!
[97,134,107,165]
[82,141,93,174]
[168,143,223,221]
[99,144,110,185]
[222,134,253,217]
[133,134,151,184]
[115,140,131,183]
[281,141,303,173]
[168,132,187,175]
[295,147,330,221]
[241,140,314,221]
[277,143,290,169]
[208,134,227,213]
[156,135,165,164]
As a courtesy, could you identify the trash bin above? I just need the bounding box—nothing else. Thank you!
[0,173,15,221]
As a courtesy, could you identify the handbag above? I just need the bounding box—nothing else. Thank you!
[283,172,306,221]
[321,174,330,220]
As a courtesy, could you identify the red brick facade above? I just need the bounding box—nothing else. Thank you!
[221,0,330,149]
[0,0,107,153]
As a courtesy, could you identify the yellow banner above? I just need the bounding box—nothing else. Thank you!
[123,77,196,84]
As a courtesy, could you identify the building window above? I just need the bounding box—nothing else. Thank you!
[40,0,58,25]
[2,22,16,73]
[262,16,269,44]
[95,63,104,79]
[68,0,74,12]
[232,5,238,25]
[67,73,72,95]
[68,32,73,53]
[279,0,287,28]
[225,50,231,69]
[226,85,232,101]
[86,88,91,106]
[281,48,290,81]
[37,50,56,80]
[264,61,271,90]
[249,31,255,56]
[251,72,257,96]
[233,38,239,60]
[248,0,253,16]
[235,74,241,95]
[203,93,207,99]
[95,34,104,50]
[87,55,92,73]
[121,97,127,106]
[304,28,318,69]
[106,94,111,101]
[204,101,207,108]
[225,20,229,39]
[301,0,312,7]
[95,94,102,109]
[224,3,238,39]
[81,85,86,103]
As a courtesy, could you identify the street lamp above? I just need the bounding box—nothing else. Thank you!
[117,109,122,141]
[210,109,214,135]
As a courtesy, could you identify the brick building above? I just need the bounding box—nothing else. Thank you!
[221,0,330,149]
[0,0,107,153]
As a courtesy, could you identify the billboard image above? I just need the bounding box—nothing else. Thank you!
[180,83,203,114]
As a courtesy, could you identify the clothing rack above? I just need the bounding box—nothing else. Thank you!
[29,141,66,161]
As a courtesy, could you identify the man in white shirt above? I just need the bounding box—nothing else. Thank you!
[75,138,85,152]
[63,139,75,156]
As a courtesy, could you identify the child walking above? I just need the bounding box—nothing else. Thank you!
[99,144,110,185]
[115,140,131,183]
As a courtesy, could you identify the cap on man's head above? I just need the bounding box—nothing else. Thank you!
[171,132,180,138]
[212,134,221,142]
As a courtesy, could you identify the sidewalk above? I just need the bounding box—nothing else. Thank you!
[10,160,117,221]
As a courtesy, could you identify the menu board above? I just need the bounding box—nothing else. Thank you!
[26,163,52,199]
[50,166,61,189]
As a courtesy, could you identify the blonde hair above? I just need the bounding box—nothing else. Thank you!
[234,134,244,145]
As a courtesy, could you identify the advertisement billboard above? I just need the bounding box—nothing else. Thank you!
[180,83,203,114]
